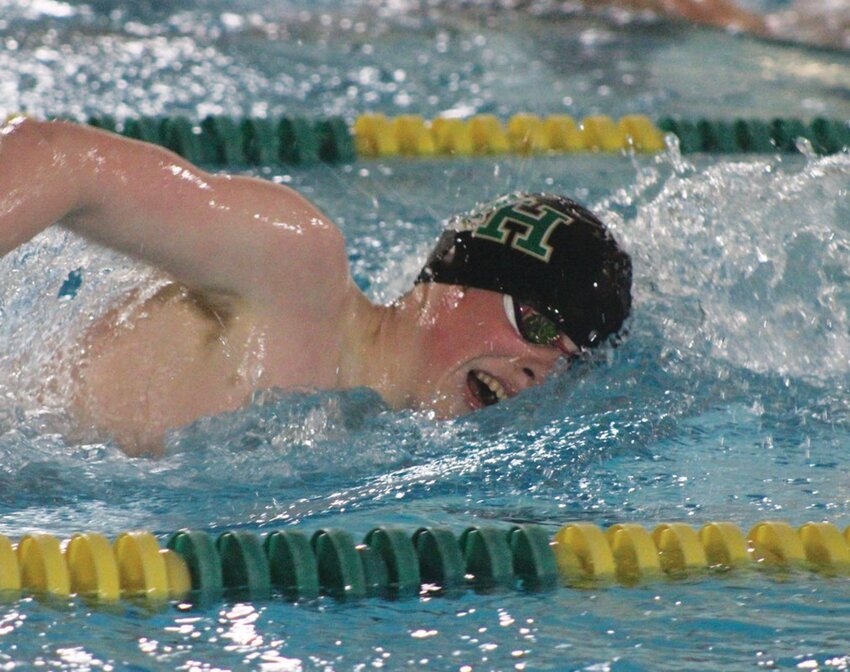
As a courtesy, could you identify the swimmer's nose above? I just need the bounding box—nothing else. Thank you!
[518,349,561,386]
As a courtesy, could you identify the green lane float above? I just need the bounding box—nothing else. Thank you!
[216,530,272,598]
[199,115,245,165]
[167,530,223,594]
[2,521,850,605]
[264,530,320,599]
[85,114,355,166]
[658,116,849,155]
[508,524,559,590]
[363,527,421,597]
[62,113,850,165]
[240,117,279,166]
[412,527,466,590]
[311,528,367,600]
[357,543,390,597]
[460,526,515,589]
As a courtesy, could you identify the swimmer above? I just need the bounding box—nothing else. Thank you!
[0,117,631,456]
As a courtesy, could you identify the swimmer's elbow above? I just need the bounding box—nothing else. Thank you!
[1,116,68,151]
[0,117,82,194]
[0,118,92,251]
[0,116,46,159]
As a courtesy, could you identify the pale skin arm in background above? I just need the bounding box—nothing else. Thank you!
[0,117,351,314]
[593,0,767,34]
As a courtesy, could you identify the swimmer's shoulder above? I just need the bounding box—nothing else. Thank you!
[211,175,353,301]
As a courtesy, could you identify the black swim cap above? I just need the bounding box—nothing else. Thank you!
[415,193,632,348]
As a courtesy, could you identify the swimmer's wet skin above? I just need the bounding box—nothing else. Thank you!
[0,118,630,455]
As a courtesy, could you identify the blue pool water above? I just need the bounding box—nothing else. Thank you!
[1,1,850,670]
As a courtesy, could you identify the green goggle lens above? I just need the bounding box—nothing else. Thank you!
[511,298,562,345]
[519,312,561,345]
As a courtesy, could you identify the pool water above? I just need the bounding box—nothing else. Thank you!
[1,1,850,670]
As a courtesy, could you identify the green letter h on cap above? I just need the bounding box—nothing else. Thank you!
[473,204,569,262]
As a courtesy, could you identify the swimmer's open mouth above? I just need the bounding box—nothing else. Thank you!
[467,370,508,408]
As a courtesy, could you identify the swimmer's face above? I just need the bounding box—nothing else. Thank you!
[409,285,579,417]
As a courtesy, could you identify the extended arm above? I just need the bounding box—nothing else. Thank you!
[0,117,350,309]
[594,0,766,34]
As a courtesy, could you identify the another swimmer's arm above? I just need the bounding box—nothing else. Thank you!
[0,118,350,309]
[593,0,766,34]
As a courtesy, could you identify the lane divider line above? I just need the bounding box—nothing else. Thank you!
[7,112,842,164]
[1,520,850,606]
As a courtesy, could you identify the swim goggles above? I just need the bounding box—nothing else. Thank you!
[503,294,576,354]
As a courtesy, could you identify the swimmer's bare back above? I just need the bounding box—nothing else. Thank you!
[0,118,378,455]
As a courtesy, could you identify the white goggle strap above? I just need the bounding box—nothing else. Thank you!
[503,294,521,337]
